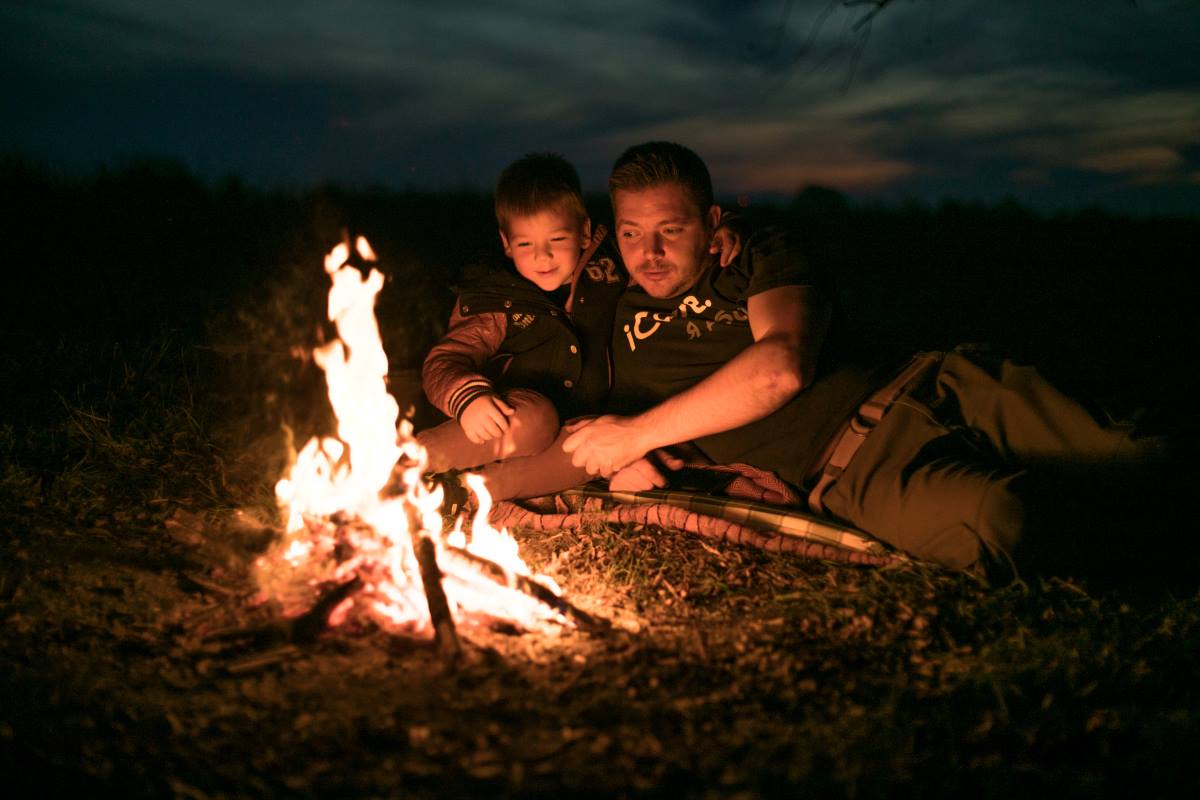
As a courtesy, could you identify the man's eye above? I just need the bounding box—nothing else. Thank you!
[663,227,683,235]
[621,230,640,239]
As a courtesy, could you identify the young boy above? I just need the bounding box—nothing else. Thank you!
[416,153,626,474]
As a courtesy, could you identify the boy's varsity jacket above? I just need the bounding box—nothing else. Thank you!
[422,225,627,422]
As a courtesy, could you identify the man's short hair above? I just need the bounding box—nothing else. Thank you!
[608,141,714,213]
[495,153,587,233]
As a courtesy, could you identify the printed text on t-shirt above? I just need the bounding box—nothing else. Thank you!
[621,294,748,352]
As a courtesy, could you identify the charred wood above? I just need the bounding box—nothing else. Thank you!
[201,574,363,652]
[441,545,608,633]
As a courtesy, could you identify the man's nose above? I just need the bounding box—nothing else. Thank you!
[644,232,665,258]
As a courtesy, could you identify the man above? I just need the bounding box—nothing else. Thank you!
[562,141,1167,573]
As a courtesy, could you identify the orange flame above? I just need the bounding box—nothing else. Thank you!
[256,237,567,636]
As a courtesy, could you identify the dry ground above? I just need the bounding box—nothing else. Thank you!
[2,363,1198,799]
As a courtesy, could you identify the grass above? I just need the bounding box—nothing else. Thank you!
[1,163,1197,797]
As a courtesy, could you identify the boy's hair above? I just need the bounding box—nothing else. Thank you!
[608,141,714,214]
[495,153,588,233]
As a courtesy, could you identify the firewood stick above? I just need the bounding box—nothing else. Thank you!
[226,644,302,674]
[406,506,461,660]
[289,574,363,643]
[180,571,248,597]
[200,574,362,654]
[440,545,608,633]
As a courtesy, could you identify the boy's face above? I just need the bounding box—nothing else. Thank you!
[500,207,591,292]
[613,181,721,299]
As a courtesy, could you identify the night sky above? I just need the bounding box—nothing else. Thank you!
[4,0,1199,214]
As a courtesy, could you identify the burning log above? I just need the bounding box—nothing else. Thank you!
[289,574,363,643]
[405,505,461,660]
[201,575,363,652]
[440,544,607,633]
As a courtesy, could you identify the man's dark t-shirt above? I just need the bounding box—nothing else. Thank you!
[609,228,896,490]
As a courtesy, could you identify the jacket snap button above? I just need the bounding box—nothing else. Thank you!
[504,300,512,308]
[563,379,573,388]
[569,345,578,354]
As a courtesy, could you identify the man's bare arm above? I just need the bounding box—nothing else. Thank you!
[562,284,831,476]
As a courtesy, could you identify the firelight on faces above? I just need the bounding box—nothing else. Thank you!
[500,208,591,292]
[613,182,721,299]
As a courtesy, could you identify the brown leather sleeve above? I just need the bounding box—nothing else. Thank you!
[421,306,508,419]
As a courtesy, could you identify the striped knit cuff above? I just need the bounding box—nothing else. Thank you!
[448,379,496,422]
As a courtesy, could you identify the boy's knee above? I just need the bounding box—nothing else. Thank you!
[502,390,559,456]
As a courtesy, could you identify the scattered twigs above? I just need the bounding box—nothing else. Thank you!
[406,505,461,661]
[441,544,609,633]
[226,645,302,675]
[179,571,247,598]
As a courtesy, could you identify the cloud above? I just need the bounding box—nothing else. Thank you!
[590,107,919,194]
[979,81,1200,186]
[1077,146,1183,175]
[3,0,1199,212]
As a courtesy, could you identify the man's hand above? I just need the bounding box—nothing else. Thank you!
[608,458,668,492]
[709,225,742,267]
[458,393,515,443]
[607,449,688,492]
[561,414,649,477]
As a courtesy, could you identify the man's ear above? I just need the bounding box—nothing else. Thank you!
[498,228,512,258]
[705,204,722,232]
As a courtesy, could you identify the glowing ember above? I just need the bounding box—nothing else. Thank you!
[256,236,568,636]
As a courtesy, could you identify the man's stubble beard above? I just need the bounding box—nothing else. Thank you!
[631,256,709,300]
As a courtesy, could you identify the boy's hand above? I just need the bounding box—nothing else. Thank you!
[459,393,515,443]
[709,225,742,268]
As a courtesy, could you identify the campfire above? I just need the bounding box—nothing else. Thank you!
[253,235,599,655]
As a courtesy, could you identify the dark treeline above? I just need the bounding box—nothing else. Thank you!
[3,159,1196,425]
[772,187,1198,413]
[0,157,490,344]
[0,158,491,425]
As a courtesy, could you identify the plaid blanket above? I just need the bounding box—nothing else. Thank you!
[490,462,901,566]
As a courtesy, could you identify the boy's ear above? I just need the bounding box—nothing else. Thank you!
[498,228,512,258]
[580,217,592,246]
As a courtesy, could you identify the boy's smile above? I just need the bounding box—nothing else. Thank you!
[500,207,590,292]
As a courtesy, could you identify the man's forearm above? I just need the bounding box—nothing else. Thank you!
[626,334,805,454]
[624,282,832,455]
